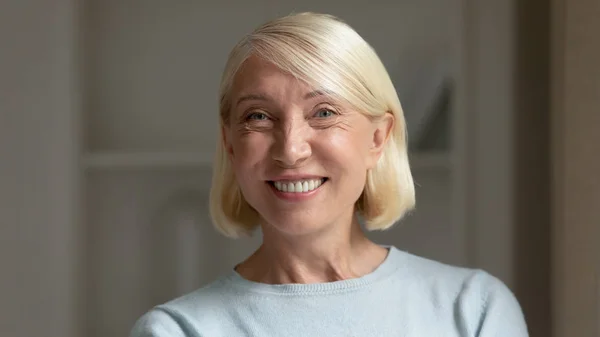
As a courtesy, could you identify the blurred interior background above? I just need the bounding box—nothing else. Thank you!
[1,0,598,337]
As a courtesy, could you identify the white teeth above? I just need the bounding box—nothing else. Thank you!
[272,179,324,193]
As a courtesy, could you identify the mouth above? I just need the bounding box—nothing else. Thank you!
[267,178,328,193]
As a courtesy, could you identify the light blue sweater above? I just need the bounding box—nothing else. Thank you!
[130,246,528,336]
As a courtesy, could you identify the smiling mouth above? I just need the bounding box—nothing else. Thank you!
[268,178,328,193]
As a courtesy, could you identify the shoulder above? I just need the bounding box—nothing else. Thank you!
[455,270,529,336]
[129,276,237,337]
[392,248,518,299]
[391,248,486,295]
[129,308,186,337]
[392,249,528,336]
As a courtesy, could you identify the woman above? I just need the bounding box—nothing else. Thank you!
[131,12,528,337]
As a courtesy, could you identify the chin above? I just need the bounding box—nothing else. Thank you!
[260,212,330,237]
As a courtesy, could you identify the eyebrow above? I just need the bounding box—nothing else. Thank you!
[235,94,268,107]
[235,90,331,107]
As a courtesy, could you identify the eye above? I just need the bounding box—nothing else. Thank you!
[246,112,269,121]
[314,108,335,118]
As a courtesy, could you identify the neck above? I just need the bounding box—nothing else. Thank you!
[236,215,388,284]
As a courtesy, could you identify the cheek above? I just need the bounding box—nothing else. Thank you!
[231,134,268,165]
[316,131,370,194]
[229,134,271,190]
[322,128,372,165]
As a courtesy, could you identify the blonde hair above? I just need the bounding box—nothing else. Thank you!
[209,12,415,238]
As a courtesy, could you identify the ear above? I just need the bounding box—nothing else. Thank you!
[367,112,394,168]
[222,124,234,160]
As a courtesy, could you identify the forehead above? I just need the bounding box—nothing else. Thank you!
[231,56,314,98]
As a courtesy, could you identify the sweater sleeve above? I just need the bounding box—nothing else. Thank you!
[472,271,529,337]
[129,308,187,337]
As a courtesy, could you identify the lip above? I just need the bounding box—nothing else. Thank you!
[266,178,327,202]
[267,174,326,182]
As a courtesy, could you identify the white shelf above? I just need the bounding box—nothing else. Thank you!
[81,151,213,170]
[81,151,451,171]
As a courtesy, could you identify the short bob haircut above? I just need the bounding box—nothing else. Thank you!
[210,12,415,238]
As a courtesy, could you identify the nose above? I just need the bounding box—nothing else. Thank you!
[271,120,312,167]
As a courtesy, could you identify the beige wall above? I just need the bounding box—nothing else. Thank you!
[552,0,600,336]
[0,1,81,336]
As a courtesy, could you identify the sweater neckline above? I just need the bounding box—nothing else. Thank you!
[225,246,403,295]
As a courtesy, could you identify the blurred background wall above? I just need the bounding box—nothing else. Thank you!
[1,2,80,337]
[550,0,600,336]
[1,0,597,336]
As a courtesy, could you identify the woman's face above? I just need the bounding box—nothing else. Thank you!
[224,56,392,237]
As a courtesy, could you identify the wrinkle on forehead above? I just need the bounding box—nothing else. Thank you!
[232,56,338,103]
